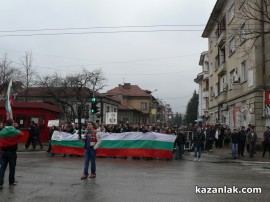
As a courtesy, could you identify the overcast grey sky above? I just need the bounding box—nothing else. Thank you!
[0,0,216,113]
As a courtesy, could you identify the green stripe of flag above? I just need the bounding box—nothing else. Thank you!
[100,140,174,151]
[51,140,84,148]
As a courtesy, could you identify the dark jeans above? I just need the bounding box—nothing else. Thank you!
[176,144,184,158]
[36,135,43,148]
[83,147,96,176]
[0,151,17,186]
[47,140,52,152]
[246,143,250,153]
[206,139,213,150]
[25,135,36,149]
[238,141,246,157]
[262,141,270,158]
[194,146,202,159]
[249,142,256,157]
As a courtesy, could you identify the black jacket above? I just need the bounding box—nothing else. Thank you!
[175,132,186,145]
[193,132,205,147]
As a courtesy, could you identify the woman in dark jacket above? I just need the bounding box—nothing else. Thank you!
[193,127,205,161]
[175,130,186,159]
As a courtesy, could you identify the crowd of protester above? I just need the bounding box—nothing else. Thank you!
[2,118,269,160]
[44,121,270,160]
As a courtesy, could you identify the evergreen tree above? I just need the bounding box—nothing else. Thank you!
[179,113,183,125]
[185,90,199,125]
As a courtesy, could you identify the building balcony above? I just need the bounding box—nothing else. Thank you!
[217,30,226,47]
[217,62,227,76]
[194,71,209,83]
[217,91,227,104]
[202,91,209,98]
[202,71,209,80]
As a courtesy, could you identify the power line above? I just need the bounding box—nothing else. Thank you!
[107,69,198,76]
[0,48,201,67]
[0,23,263,33]
[0,29,205,37]
[0,24,206,33]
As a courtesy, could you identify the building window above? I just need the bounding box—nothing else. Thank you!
[215,82,219,95]
[106,106,110,112]
[15,114,27,129]
[141,102,148,111]
[219,46,226,64]
[230,69,236,84]
[205,97,209,109]
[204,61,209,72]
[241,60,247,82]
[228,3,235,23]
[218,15,226,36]
[215,55,219,70]
[229,36,235,55]
[219,75,227,92]
[114,107,117,112]
[210,86,214,98]
[240,22,246,43]
[210,62,213,75]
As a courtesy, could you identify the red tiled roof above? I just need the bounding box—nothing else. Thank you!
[17,87,95,98]
[0,101,61,112]
[106,83,150,97]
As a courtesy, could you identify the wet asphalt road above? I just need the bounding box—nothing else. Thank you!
[0,151,269,202]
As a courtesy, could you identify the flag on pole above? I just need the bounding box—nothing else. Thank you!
[5,80,13,120]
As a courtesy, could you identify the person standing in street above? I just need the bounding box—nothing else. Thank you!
[247,125,257,158]
[238,126,246,157]
[34,123,43,150]
[262,126,270,158]
[175,129,186,159]
[231,129,239,159]
[24,121,36,150]
[245,124,252,154]
[193,126,205,161]
[0,119,19,189]
[81,122,101,179]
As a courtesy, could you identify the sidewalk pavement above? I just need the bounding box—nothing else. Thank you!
[17,143,49,152]
[205,147,270,162]
[17,143,270,162]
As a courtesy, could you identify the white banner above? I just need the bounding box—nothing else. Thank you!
[51,131,80,141]
[106,112,117,124]
[47,119,59,127]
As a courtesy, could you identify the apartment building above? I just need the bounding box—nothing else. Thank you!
[194,51,210,125]
[202,0,270,137]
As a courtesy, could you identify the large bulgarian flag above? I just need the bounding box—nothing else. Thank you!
[97,132,176,159]
[51,131,84,156]
[51,131,176,159]
[0,126,24,147]
[5,80,14,120]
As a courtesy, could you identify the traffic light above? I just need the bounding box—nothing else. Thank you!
[91,97,100,114]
